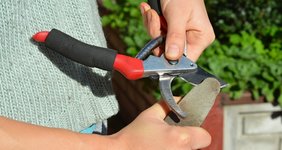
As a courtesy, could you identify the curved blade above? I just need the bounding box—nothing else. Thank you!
[165,78,221,126]
[159,75,187,118]
[180,67,228,88]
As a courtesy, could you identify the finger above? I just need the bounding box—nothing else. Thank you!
[145,9,163,56]
[144,97,182,120]
[178,126,211,149]
[141,2,162,38]
[145,10,162,38]
[140,2,151,29]
[152,46,163,57]
[164,14,187,60]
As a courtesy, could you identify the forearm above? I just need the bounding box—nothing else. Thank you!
[0,116,114,150]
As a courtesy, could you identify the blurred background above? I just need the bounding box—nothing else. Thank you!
[98,0,282,149]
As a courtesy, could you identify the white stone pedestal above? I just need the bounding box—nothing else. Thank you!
[224,103,282,150]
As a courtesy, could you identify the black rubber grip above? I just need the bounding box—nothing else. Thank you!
[148,0,162,16]
[45,29,117,71]
[135,35,165,60]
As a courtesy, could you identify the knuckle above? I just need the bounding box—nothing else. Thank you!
[178,133,191,146]
[205,26,216,44]
[170,127,191,146]
[148,27,160,38]
[167,32,185,41]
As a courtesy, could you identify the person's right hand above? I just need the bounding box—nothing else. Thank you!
[140,0,215,62]
[110,100,211,150]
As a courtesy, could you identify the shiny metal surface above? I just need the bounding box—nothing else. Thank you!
[159,75,187,118]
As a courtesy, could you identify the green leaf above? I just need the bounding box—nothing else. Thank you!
[103,0,120,11]
[252,89,260,100]
[130,8,140,17]
[229,34,241,44]
[124,37,135,46]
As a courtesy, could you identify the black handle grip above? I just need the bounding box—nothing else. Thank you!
[148,0,162,16]
[45,29,117,71]
[135,36,165,60]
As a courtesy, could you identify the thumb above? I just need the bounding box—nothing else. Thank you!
[142,97,181,120]
[164,16,186,60]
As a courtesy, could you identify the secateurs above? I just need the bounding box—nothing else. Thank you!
[33,29,227,119]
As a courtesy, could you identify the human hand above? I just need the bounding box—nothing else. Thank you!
[0,101,210,150]
[110,100,211,150]
[140,0,215,62]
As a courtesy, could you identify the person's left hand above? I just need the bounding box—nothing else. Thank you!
[110,100,211,150]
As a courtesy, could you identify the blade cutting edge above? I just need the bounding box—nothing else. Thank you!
[180,67,228,88]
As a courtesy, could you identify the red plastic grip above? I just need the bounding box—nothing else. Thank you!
[32,31,49,42]
[113,54,144,80]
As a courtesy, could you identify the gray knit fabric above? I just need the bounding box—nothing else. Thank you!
[0,0,119,132]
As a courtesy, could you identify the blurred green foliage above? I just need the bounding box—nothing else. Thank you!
[101,0,282,106]
[102,0,150,56]
[201,0,282,104]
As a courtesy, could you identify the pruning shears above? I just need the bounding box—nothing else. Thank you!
[32,0,227,120]
[32,29,227,119]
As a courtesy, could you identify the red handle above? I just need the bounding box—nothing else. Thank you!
[33,31,49,42]
[113,54,144,80]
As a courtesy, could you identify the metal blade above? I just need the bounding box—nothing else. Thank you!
[165,78,221,125]
[180,67,228,88]
[159,75,187,118]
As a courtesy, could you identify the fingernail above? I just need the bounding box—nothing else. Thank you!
[166,44,180,58]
